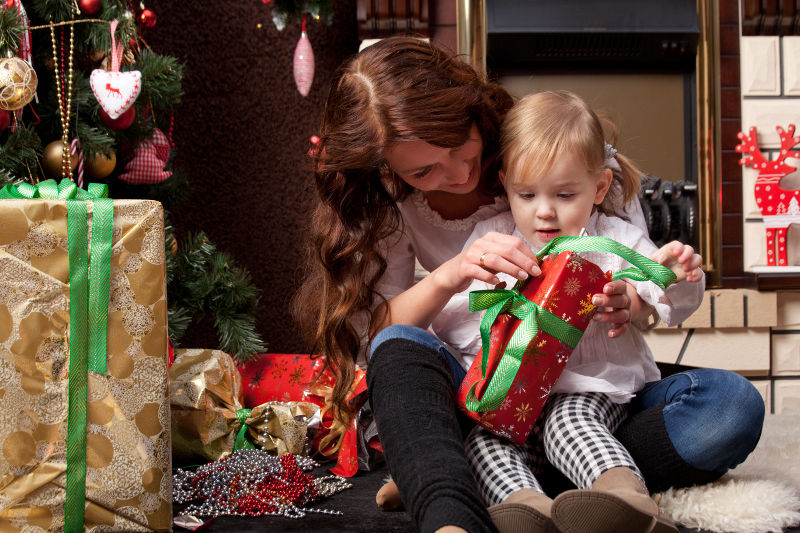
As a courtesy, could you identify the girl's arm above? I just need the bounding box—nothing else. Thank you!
[370,231,539,334]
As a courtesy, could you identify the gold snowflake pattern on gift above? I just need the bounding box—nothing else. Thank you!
[541,286,560,313]
[564,277,582,296]
[514,402,533,423]
[578,293,596,317]
[479,411,497,429]
[288,365,306,386]
[523,339,547,366]
[271,359,288,379]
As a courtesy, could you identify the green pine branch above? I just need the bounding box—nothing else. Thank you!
[167,305,192,345]
[77,4,137,55]
[0,7,24,55]
[0,1,266,363]
[215,312,267,363]
[0,125,42,180]
[29,0,74,24]
[135,49,183,114]
[74,122,115,159]
[166,230,267,362]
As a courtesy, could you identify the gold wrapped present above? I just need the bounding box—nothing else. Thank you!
[170,348,319,462]
[0,181,171,532]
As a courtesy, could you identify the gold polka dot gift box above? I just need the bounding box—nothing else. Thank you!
[0,180,171,532]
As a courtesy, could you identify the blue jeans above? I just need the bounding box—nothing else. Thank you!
[370,325,467,393]
[631,368,765,472]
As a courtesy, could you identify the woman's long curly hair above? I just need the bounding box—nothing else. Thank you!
[292,36,513,428]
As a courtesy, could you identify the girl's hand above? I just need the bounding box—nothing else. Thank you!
[434,232,541,293]
[592,280,647,338]
[651,241,704,283]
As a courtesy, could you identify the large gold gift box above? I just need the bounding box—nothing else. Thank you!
[0,197,172,531]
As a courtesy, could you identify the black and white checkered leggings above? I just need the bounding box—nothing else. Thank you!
[465,392,641,506]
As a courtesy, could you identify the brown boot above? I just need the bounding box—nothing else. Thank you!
[551,467,678,533]
[489,489,559,533]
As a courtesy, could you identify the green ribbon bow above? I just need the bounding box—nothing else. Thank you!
[464,235,678,414]
[234,408,257,451]
[464,289,583,412]
[0,179,113,533]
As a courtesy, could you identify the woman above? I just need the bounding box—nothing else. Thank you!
[293,36,764,533]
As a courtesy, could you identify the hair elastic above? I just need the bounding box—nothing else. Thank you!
[604,143,621,172]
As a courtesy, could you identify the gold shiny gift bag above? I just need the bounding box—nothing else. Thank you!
[170,348,319,462]
[0,181,172,532]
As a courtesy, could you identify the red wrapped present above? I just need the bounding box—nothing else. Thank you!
[239,354,368,477]
[457,236,676,445]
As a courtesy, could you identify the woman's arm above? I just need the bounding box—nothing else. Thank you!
[370,231,540,334]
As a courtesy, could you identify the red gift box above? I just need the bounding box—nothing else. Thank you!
[457,235,677,445]
[457,251,610,444]
[239,354,368,477]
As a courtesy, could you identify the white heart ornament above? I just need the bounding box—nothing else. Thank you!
[90,69,142,119]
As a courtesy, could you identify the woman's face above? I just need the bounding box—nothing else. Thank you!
[385,124,483,195]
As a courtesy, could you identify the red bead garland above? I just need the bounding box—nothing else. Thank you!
[173,450,350,519]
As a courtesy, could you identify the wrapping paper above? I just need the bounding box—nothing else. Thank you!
[169,348,319,462]
[0,194,171,531]
[239,354,368,477]
[457,236,677,445]
[457,252,610,445]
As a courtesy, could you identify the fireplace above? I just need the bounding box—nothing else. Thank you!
[485,0,700,246]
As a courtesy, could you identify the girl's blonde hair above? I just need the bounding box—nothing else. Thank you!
[500,90,642,218]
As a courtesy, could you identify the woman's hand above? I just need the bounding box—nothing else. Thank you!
[651,241,704,283]
[592,280,648,338]
[434,232,541,293]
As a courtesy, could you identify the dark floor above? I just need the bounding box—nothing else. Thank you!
[173,464,800,532]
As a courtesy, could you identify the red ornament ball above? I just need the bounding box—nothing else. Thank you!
[0,110,11,131]
[77,0,101,15]
[139,8,157,28]
[99,106,135,130]
[4,0,17,9]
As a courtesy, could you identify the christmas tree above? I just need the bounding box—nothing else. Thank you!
[0,0,266,361]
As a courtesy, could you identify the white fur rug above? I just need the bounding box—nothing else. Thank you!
[657,413,800,533]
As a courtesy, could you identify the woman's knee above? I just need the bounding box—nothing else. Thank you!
[369,324,437,360]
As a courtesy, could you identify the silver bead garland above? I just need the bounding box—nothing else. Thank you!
[173,449,352,519]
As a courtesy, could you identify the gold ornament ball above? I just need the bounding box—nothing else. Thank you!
[42,140,78,178]
[0,57,37,111]
[85,151,117,179]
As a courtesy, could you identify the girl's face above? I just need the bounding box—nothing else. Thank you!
[385,124,483,195]
[502,153,612,249]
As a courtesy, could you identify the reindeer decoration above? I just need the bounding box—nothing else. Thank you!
[736,125,800,266]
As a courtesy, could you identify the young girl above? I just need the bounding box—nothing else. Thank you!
[436,91,705,533]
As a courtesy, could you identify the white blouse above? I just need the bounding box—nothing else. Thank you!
[375,190,510,302]
[352,191,509,365]
[431,210,705,403]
